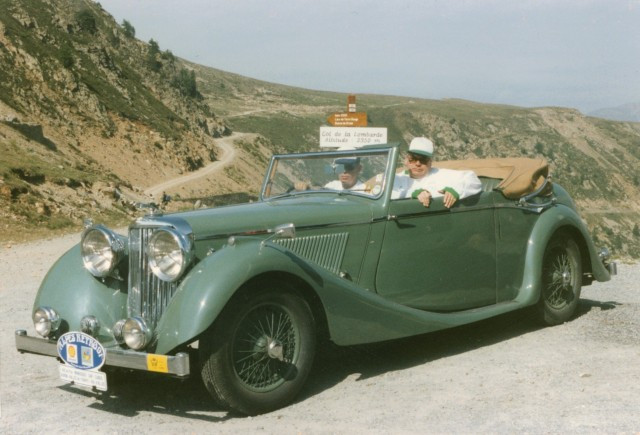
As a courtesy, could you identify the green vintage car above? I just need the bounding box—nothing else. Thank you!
[15,144,615,415]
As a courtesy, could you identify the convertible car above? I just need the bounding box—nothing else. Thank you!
[15,143,615,415]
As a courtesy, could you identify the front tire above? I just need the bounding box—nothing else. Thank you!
[200,285,316,415]
[538,236,582,325]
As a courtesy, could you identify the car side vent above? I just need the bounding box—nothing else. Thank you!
[276,232,349,275]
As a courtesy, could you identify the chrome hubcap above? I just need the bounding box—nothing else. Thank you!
[267,339,284,361]
[545,251,574,309]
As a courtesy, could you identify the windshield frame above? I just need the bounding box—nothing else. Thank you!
[260,145,398,201]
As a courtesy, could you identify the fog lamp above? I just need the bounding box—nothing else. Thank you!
[122,317,151,350]
[33,306,61,338]
[112,319,126,345]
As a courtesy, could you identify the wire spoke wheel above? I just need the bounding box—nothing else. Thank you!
[539,236,582,325]
[543,250,576,309]
[200,286,316,415]
[232,303,298,391]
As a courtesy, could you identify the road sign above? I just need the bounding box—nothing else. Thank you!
[320,127,387,149]
[327,112,367,127]
[347,95,356,113]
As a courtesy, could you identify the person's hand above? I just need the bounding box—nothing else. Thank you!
[439,189,457,208]
[417,190,432,207]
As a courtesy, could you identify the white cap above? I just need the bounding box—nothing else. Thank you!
[408,137,434,157]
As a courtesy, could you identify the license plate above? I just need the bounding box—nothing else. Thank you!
[59,364,107,391]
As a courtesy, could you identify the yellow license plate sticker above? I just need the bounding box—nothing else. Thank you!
[146,354,169,373]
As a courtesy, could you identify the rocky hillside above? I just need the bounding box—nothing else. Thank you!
[0,0,229,240]
[1,0,639,259]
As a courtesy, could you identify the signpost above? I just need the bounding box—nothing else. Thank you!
[327,112,367,127]
[321,95,387,149]
[320,126,387,149]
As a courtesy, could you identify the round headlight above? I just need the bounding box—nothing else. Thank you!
[122,317,151,350]
[33,306,61,338]
[81,225,125,278]
[148,228,194,282]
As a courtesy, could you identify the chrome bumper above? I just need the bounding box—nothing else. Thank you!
[606,262,617,276]
[15,329,190,377]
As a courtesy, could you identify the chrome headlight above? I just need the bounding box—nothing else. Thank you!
[148,228,194,282]
[81,225,125,277]
[33,306,61,338]
[122,317,151,350]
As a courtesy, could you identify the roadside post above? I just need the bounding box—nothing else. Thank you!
[320,95,387,149]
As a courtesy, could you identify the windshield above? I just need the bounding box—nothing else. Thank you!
[261,148,393,200]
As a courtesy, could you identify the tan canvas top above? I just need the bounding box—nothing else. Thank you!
[434,157,550,199]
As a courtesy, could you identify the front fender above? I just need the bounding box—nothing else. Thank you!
[516,204,611,307]
[32,245,128,346]
[154,239,324,354]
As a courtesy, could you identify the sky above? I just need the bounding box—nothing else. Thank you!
[98,0,640,114]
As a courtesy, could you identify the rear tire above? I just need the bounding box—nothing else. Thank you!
[200,285,316,415]
[538,236,582,325]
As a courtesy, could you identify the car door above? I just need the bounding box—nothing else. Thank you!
[375,192,497,311]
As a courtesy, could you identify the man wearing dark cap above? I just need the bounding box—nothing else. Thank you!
[392,137,481,208]
[325,157,366,191]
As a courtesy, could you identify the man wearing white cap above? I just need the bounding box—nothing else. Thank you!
[392,137,481,208]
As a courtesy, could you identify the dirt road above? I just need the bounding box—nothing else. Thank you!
[1,234,638,433]
[144,133,246,198]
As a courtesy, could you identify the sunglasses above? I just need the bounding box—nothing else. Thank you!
[406,154,431,165]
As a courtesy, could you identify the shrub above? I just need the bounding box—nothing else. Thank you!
[146,39,161,71]
[76,10,97,34]
[171,68,200,98]
[122,19,135,38]
[60,44,74,69]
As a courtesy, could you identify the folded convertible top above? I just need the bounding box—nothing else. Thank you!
[434,157,550,199]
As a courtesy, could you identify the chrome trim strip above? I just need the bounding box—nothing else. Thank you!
[195,222,367,242]
[196,201,541,242]
[15,330,190,377]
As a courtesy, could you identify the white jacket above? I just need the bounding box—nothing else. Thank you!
[391,168,482,200]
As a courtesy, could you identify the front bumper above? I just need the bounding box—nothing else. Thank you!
[15,329,190,377]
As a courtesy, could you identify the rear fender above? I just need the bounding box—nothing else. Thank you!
[516,204,611,307]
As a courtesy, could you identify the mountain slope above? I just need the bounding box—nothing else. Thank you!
[193,69,640,257]
[0,0,229,239]
[589,102,640,122]
[1,0,638,258]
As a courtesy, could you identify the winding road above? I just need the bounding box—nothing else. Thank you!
[144,132,248,198]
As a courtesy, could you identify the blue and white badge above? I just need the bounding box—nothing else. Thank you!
[57,332,106,371]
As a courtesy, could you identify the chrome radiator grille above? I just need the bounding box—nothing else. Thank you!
[128,226,178,329]
[276,232,349,275]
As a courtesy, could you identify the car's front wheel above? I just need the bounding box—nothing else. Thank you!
[538,236,582,325]
[200,285,316,415]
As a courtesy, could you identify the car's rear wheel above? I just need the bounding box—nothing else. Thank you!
[200,285,316,415]
[538,236,582,325]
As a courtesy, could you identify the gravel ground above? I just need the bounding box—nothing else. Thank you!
[1,233,639,433]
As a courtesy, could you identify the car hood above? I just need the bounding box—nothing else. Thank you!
[146,195,375,242]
